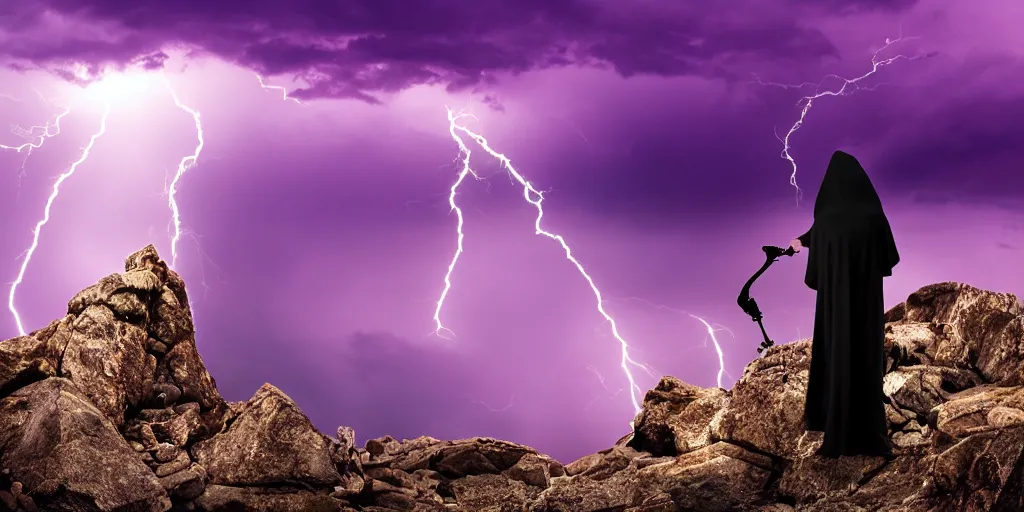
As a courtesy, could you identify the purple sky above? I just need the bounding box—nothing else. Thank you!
[1,0,1022,463]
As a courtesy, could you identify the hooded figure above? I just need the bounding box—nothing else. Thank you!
[793,150,899,458]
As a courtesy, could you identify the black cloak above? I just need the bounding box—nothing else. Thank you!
[796,150,900,457]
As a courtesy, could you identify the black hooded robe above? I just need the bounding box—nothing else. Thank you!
[796,150,900,457]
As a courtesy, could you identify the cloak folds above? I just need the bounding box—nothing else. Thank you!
[797,150,900,457]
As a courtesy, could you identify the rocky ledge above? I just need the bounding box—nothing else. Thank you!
[0,246,1022,512]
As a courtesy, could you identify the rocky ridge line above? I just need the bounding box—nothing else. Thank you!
[0,245,1020,511]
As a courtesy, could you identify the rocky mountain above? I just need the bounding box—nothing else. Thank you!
[0,245,1022,511]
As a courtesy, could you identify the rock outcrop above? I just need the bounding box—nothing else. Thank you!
[0,246,1022,511]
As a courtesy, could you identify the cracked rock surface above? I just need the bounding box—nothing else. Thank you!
[0,247,1022,511]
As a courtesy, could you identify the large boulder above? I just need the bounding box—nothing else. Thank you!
[628,376,729,457]
[0,378,168,511]
[713,339,815,460]
[890,282,1024,385]
[191,383,342,487]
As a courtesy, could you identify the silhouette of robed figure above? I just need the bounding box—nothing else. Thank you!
[794,150,899,458]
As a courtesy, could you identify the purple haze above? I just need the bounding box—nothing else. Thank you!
[1,0,1022,463]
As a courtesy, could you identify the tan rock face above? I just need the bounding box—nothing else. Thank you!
[0,334,58,397]
[629,376,729,456]
[897,282,1024,385]
[191,383,342,487]
[60,304,155,426]
[0,378,167,511]
[714,339,814,460]
[1,248,1022,511]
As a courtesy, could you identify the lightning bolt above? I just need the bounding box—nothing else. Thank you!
[2,107,73,185]
[255,74,304,105]
[5,71,208,336]
[8,103,111,336]
[762,32,919,200]
[163,78,205,269]
[609,296,734,389]
[431,116,483,340]
[0,108,71,153]
[690,315,729,389]
[440,107,653,418]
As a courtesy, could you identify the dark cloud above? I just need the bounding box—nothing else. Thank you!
[0,0,845,102]
[873,93,1024,204]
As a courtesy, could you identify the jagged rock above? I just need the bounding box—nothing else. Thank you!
[0,378,167,511]
[337,425,356,452]
[154,450,191,477]
[2,248,1023,512]
[164,342,221,411]
[151,404,200,446]
[449,473,534,510]
[714,339,813,459]
[374,436,560,481]
[140,407,176,422]
[930,426,1024,510]
[883,321,939,368]
[629,376,729,456]
[538,442,774,512]
[505,453,555,488]
[191,383,341,487]
[331,472,366,498]
[158,463,207,501]
[67,271,161,322]
[152,382,183,407]
[154,443,182,463]
[193,485,347,512]
[643,442,776,511]
[933,384,1024,438]
[778,453,890,504]
[0,335,57,398]
[882,364,982,417]
[60,304,156,426]
[124,246,192,340]
[898,282,1024,385]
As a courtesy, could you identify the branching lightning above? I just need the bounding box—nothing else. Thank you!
[431,113,484,340]
[1,108,72,154]
[7,103,111,336]
[2,107,73,183]
[439,107,654,417]
[4,71,211,336]
[760,33,920,200]
[256,74,304,105]
[163,78,205,269]
[691,315,728,389]
[610,296,735,389]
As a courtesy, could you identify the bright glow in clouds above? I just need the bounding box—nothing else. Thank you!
[439,107,656,420]
[4,69,205,336]
[760,33,921,201]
